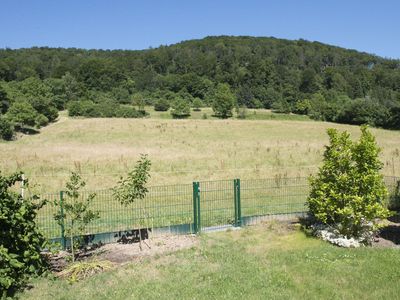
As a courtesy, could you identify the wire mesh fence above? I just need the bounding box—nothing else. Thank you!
[198,180,235,230]
[241,177,309,218]
[35,176,400,245]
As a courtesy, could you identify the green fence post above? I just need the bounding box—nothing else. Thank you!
[197,182,201,233]
[193,182,198,234]
[59,191,66,250]
[234,179,238,226]
[237,179,241,226]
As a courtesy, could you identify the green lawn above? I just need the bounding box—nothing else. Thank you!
[20,223,400,300]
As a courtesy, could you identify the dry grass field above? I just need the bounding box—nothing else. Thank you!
[0,109,399,193]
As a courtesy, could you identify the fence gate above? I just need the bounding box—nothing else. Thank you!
[193,179,241,232]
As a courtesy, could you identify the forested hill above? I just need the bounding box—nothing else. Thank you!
[0,36,400,138]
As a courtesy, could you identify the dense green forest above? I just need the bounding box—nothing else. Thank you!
[0,36,400,139]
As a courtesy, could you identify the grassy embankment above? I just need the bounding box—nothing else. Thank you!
[20,223,400,300]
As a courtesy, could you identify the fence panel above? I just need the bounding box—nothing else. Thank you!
[36,176,400,244]
[35,192,60,239]
[37,183,194,242]
[198,180,235,230]
[240,177,309,221]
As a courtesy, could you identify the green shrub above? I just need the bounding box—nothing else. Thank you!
[6,101,38,128]
[212,83,235,118]
[154,98,170,111]
[294,99,311,115]
[271,99,291,114]
[387,106,400,129]
[192,98,203,111]
[96,101,116,118]
[0,117,14,140]
[337,98,390,127]
[0,172,47,297]
[28,98,59,122]
[67,101,82,117]
[67,101,94,117]
[170,98,190,119]
[115,106,139,118]
[136,109,149,118]
[307,126,391,239]
[35,114,49,128]
[68,101,146,119]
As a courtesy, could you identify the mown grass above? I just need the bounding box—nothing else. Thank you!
[20,223,400,300]
[1,109,399,193]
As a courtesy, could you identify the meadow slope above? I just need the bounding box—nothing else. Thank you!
[0,111,399,193]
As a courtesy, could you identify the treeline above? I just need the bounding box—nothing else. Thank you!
[1,36,400,139]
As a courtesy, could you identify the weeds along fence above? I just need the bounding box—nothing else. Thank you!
[36,176,400,248]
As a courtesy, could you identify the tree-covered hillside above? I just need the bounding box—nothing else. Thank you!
[1,36,400,139]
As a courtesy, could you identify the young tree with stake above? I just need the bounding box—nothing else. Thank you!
[113,154,151,250]
[54,172,99,262]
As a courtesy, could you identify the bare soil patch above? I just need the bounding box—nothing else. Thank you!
[48,234,198,272]
[99,234,198,264]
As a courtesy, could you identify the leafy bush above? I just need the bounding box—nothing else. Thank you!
[307,126,390,240]
[115,106,140,118]
[68,101,146,119]
[0,101,9,115]
[0,86,9,114]
[212,83,235,118]
[67,101,84,117]
[28,97,58,122]
[0,172,47,297]
[337,98,390,127]
[271,98,291,114]
[170,98,190,119]
[6,101,38,128]
[35,114,49,128]
[0,117,14,140]
[192,98,203,111]
[96,100,117,117]
[154,98,170,111]
[294,99,311,115]
[387,106,400,129]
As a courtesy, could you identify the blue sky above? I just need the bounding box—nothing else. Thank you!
[1,0,399,58]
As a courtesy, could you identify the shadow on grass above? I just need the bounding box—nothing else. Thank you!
[18,127,40,135]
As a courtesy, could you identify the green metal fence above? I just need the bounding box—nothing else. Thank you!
[35,176,400,247]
